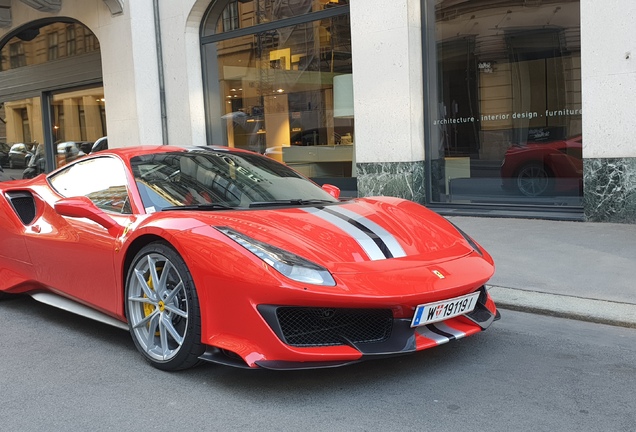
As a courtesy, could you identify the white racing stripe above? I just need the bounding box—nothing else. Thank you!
[303,207,386,260]
[434,322,467,340]
[416,326,451,345]
[303,206,406,261]
[416,322,467,345]
[326,206,407,258]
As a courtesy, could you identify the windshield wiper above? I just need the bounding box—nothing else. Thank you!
[161,203,238,211]
[249,199,334,208]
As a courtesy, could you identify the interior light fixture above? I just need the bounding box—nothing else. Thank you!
[333,74,354,118]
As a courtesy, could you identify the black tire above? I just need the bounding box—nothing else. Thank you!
[125,242,204,371]
[515,162,554,197]
[0,292,18,301]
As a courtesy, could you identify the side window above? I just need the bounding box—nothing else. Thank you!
[49,157,132,214]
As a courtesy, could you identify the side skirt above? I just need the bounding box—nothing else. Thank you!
[30,292,129,331]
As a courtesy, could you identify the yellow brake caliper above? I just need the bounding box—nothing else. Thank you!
[143,267,163,335]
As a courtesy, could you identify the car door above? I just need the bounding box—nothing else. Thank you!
[24,156,134,315]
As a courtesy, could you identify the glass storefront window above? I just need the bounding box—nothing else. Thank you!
[0,97,43,177]
[1,20,105,183]
[202,0,355,186]
[0,87,106,181]
[51,87,107,169]
[426,0,582,207]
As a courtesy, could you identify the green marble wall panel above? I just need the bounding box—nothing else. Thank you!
[356,161,426,203]
[584,158,636,223]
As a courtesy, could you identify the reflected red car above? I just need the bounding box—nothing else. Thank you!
[501,136,583,197]
[0,145,499,371]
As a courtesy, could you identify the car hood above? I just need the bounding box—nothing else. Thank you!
[184,197,476,271]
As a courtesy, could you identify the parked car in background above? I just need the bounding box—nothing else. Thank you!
[501,136,583,197]
[8,143,33,169]
[22,137,109,179]
[56,141,91,167]
[91,136,108,153]
[0,142,10,167]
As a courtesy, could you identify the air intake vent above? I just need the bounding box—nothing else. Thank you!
[6,191,36,225]
[275,307,393,347]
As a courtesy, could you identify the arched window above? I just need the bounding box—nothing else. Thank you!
[201,1,356,190]
[0,19,105,180]
[0,20,100,72]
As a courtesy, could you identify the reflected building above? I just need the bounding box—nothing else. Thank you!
[0,20,105,171]
[0,0,634,222]
[428,0,583,207]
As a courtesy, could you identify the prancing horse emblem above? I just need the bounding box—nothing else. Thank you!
[432,270,445,279]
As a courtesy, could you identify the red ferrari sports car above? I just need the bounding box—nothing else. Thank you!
[501,135,583,197]
[0,145,499,370]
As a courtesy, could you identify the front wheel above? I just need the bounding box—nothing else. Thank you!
[125,242,204,371]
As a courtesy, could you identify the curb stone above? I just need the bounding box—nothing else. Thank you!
[487,285,636,329]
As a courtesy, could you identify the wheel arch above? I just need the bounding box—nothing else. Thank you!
[122,235,206,370]
[121,234,170,312]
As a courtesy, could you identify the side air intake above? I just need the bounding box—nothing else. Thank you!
[5,191,37,225]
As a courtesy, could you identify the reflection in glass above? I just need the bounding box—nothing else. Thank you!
[1,20,105,182]
[51,88,107,169]
[0,22,100,72]
[130,150,337,211]
[49,156,131,214]
[0,97,43,180]
[428,0,582,207]
[204,0,350,35]
[0,87,106,181]
[202,1,355,183]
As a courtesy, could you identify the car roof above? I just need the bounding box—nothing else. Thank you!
[69,145,248,164]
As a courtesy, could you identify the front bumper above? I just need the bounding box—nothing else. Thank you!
[199,286,499,370]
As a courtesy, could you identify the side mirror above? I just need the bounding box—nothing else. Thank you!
[55,196,123,237]
[321,184,341,199]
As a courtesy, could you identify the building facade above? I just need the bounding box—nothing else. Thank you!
[0,0,634,222]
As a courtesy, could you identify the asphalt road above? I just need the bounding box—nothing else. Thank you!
[1,297,635,432]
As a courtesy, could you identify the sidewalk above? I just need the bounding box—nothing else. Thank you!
[447,216,636,328]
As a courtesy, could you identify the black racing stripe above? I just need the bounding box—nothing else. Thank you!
[425,324,456,341]
[320,207,393,258]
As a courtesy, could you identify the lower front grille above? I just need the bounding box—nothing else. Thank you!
[275,307,393,347]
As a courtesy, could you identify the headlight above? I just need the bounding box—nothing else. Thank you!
[216,227,336,286]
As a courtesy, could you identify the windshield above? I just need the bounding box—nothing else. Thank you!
[130,149,338,212]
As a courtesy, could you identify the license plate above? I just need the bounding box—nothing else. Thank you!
[411,292,480,327]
